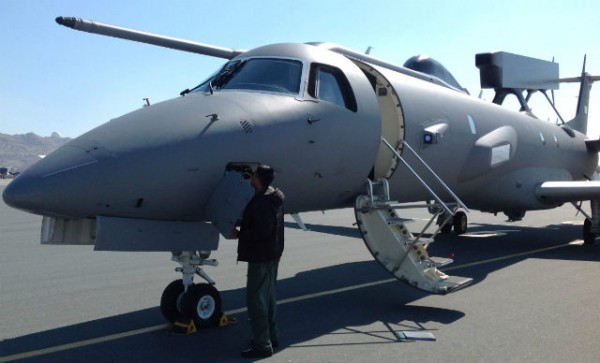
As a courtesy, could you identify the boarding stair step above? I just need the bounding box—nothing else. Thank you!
[408,237,434,246]
[428,256,453,267]
[440,275,474,294]
[386,217,415,225]
[372,200,398,207]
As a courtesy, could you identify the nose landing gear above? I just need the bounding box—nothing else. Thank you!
[160,251,222,328]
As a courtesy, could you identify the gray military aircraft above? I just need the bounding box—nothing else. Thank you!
[3,17,600,328]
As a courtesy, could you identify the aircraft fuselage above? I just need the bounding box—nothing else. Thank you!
[3,43,597,222]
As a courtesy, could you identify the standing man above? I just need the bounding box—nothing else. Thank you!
[231,165,285,358]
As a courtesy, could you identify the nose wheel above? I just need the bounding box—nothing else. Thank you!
[160,280,186,323]
[160,251,222,328]
[181,284,222,328]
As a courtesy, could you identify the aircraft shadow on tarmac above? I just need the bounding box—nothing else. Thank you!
[0,261,457,363]
[2,221,599,363]
[285,220,600,279]
[283,221,362,238]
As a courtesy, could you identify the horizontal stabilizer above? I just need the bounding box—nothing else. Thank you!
[535,181,600,203]
[559,75,600,83]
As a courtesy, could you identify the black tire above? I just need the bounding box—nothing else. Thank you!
[437,214,452,234]
[505,210,526,222]
[453,211,468,235]
[181,283,222,328]
[583,218,597,245]
[160,280,185,323]
[440,223,452,234]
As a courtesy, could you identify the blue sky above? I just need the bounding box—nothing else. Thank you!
[2,0,600,138]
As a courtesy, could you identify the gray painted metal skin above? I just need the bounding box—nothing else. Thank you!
[378,64,597,212]
[3,44,382,222]
[2,41,598,246]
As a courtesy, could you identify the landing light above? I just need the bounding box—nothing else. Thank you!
[423,133,434,144]
[422,123,448,145]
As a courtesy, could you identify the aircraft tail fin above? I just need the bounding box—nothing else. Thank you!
[563,56,600,135]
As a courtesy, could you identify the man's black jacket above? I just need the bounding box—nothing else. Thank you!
[237,186,285,263]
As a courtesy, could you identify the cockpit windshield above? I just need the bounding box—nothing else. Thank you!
[191,58,303,95]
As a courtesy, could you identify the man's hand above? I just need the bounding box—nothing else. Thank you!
[230,228,240,239]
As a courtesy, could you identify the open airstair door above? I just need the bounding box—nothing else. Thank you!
[354,178,473,294]
[351,61,405,179]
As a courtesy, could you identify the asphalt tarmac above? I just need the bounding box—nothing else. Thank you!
[1,179,599,363]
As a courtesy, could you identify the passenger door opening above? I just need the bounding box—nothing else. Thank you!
[353,61,405,179]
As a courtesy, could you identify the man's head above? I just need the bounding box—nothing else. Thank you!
[251,165,275,190]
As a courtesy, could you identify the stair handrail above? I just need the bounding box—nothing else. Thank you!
[398,139,469,212]
[381,137,469,214]
[381,138,453,215]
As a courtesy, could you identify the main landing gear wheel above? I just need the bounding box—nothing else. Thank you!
[453,211,468,235]
[181,283,222,328]
[441,223,452,234]
[437,214,452,234]
[160,280,186,323]
[505,210,526,222]
[583,218,597,245]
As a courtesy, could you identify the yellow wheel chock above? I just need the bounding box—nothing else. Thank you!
[219,313,237,327]
[169,312,236,335]
[169,319,197,335]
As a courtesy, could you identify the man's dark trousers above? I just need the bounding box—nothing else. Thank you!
[247,259,279,348]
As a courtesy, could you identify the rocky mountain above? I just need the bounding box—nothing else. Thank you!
[0,132,71,172]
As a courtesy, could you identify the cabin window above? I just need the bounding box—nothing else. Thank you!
[192,58,303,95]
[308,65,357,112]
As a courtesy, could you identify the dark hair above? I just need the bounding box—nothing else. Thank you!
[255,165,275,187]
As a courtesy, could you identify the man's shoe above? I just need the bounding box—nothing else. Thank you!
[241,347,273,359]
[250,339,279,348]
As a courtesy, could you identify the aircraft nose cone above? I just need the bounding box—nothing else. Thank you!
[2,145,99,216]
[2,174,37,211]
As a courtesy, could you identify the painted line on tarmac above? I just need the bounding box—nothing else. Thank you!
[0,240,579,362]
[442,241,580,272]
[0,324,169,363]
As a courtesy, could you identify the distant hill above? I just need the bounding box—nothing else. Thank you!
[0,132,71,172]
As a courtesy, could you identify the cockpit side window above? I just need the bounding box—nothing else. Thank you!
[191,58,303,95]
[308,64,357,112]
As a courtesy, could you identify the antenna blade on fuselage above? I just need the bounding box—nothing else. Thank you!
[56,17,245,60]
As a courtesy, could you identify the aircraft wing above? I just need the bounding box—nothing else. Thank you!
[535,181,600,203]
